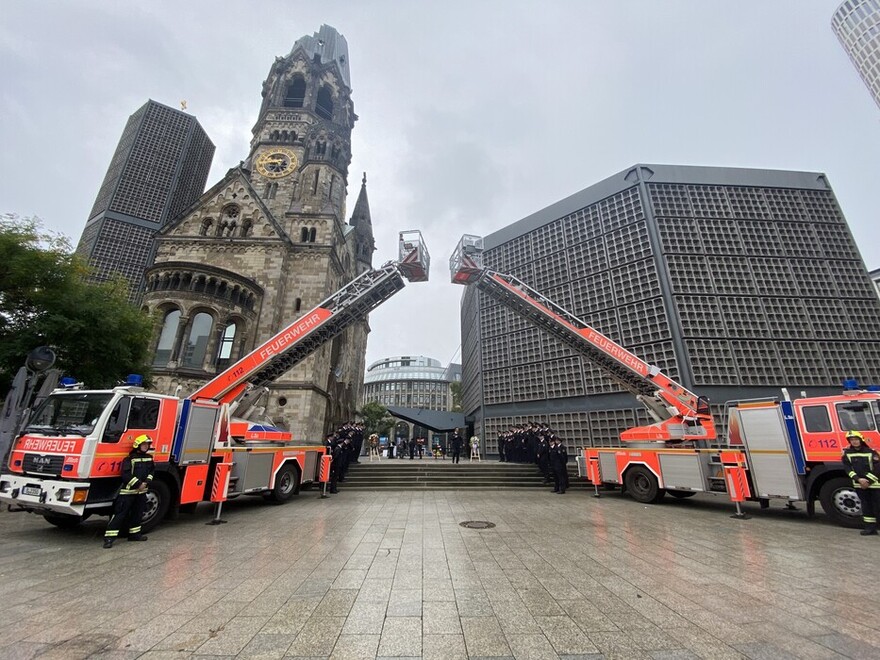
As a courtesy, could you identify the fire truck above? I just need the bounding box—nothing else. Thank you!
[450,234,877,527]
[0,231,430,532]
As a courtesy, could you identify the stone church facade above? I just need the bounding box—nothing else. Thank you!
[141,25,374,442]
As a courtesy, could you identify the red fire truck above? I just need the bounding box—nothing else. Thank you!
[450,234,877,527]
[0,232,430,532]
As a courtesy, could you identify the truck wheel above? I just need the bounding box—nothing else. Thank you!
[624,466,665,503]
[42,512,84,529]
[818,477,862,528]
[666,489,696,499]
[266,465,299,504]
[141,480,171,533]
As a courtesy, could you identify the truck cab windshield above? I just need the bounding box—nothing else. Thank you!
[25,392,114,436]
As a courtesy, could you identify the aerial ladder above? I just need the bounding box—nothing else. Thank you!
[450,234,880,527]
[1,232,430,532]
[450,234,715,443]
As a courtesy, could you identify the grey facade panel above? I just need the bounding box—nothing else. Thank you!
[465,163,880,455]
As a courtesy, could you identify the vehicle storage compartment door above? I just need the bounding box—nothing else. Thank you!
[658,452,706,491]
[174,401,220,465]
[180,464,210,504]
[598,452,619,484]
[242,452,274,492]
[732,406,804,500]
[303,449,319,482]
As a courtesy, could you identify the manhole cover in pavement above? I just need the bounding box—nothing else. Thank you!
[459,520,496,529]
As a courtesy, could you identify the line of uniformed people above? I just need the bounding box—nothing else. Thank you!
[497,423,570,494]
[323,421,365,494]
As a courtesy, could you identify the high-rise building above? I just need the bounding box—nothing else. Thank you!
[832,1,880,109]
[76,100,214,302]
[143,26,374,441]
[461,164,880,454]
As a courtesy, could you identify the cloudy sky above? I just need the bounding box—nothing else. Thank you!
[2,1,878,371]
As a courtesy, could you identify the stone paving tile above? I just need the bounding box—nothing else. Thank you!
[423,600,462,635]
[378,616,422,656]
[236,632,296,659]
[329,633,380,659]
[1,491,879,659]
[506,633,560,659]
[423,633,469,660]
[285,616,346,657]
[461,616,512,657]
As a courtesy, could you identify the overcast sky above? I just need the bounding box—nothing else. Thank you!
[2,1,878,371]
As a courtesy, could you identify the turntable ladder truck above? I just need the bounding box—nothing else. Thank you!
[1,231,430,532]
[450,234,875,527]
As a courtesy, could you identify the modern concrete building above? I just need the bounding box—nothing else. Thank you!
[832,1,880,110]
[362,356,461,441]
[76,100,215,303]
[363,356,460,411]
[461,164,880,454]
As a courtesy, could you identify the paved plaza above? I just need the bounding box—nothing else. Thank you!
[0,487,878,660]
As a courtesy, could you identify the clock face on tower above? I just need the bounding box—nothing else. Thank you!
[255,147,298,178]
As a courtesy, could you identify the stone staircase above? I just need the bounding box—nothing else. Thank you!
[337,457,586,490]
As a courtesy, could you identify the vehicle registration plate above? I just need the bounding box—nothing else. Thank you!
[22,486,41,497]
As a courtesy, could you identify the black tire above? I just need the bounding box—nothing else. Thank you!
[624,465,665,503]
[818,477,862,528]
[141,480,172,533]
[266,464,300,504]
[42,512,84,529]
[666,489,697,499]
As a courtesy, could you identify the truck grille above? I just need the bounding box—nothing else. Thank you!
[22,454,64,476]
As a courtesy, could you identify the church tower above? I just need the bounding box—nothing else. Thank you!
[142,25,374,441]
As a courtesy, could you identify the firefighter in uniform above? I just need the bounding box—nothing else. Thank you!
[842,430,880,536]
[103,434,155,548]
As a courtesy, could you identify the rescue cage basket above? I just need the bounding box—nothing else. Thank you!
[450,234,485,284]
[397,230,430,282]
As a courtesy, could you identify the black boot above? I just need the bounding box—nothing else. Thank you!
[128,534,148,542]
[102,538,114,549]
[860,528,878,536]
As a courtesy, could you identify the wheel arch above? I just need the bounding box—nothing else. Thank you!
[620,460,663,493]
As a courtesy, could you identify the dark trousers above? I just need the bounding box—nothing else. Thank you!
[104,493,145,538]
[857,488,880,530]
[452,449,461,464]
[552,468,568,493]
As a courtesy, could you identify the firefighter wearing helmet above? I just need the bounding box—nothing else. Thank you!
[102,434,156,548]
[841,430,880,536]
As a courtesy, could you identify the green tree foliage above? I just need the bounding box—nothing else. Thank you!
[357,400,395,438]
[0,214,154,392]
[450,380,463,412]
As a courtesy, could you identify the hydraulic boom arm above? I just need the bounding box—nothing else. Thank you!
[190,231,430,406]
[450,234,714,443]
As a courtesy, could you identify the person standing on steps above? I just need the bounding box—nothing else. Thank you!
[103,434,155,548]
[548,435,569,494]
[450,428,464,464]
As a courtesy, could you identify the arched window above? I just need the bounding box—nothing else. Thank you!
[284,77,306,108]
[295,298,302,312]
[241,219,253,237]
[199,218,213,236]
[300,227,309,242]
[308,227,317,242]
[153,310,181,366]
[216,322,237,367]
[316,86,334,120]
[182,312,213,369]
